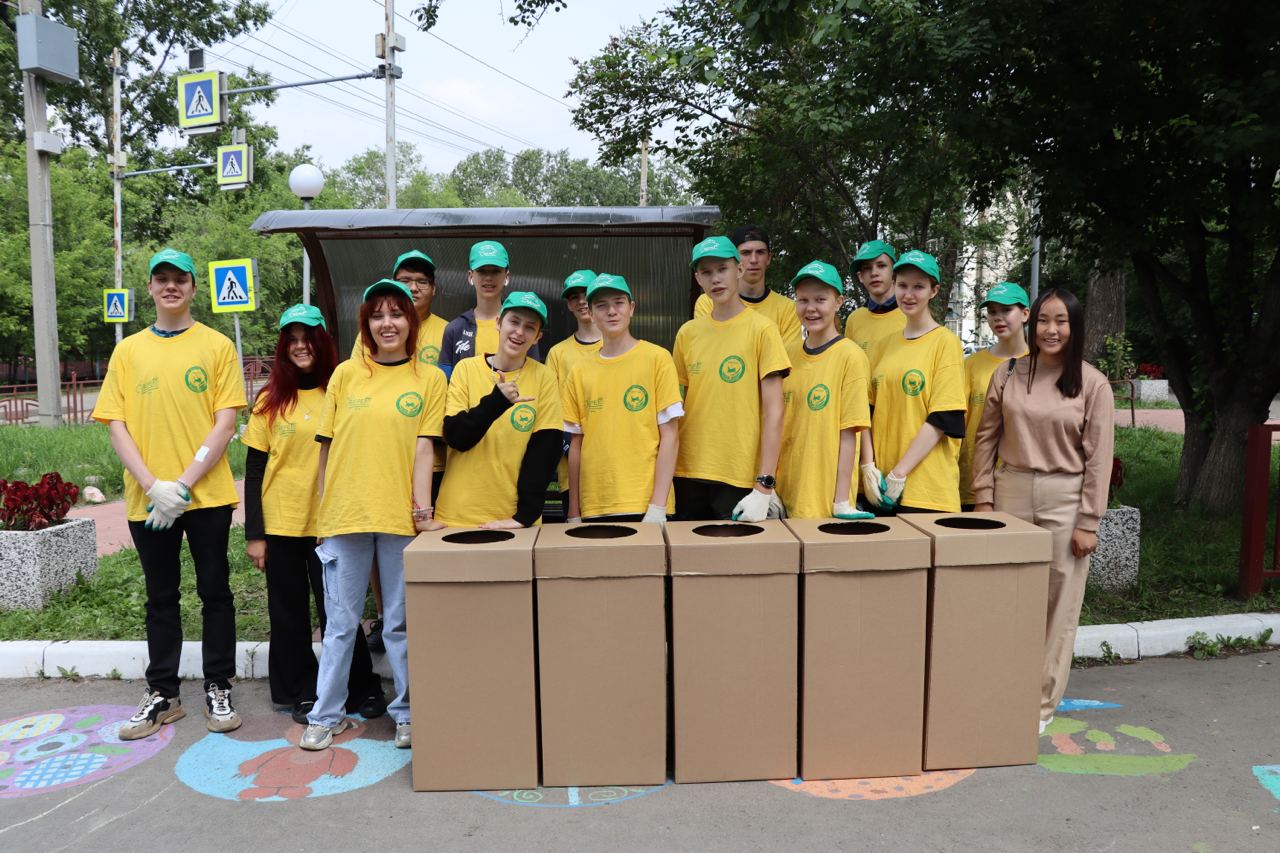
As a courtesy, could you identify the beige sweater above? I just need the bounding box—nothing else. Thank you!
[971,357,1115,531]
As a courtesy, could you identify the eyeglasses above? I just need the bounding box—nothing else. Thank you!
[395,276,434,286]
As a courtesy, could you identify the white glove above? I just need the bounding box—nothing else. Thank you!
[833,500,874,520]
[147,480,191,517]
[883,472,907,506]
[642,504,667,525]
[566,517,583,524]
[861,464,884,508]
[732,488,773,523]
[767,492,786,519]
[144,504,179,531]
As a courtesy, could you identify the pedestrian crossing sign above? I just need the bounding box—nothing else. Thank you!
[208,259,257,314]
[177,71,223,131]
[103,288,131,323]
[216,143,252,188]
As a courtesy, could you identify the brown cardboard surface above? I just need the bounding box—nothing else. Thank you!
[900,512,1052,567]
[783,517,932,573]
[403,526,539,583]
[538,576,666,786]
[665,519,800,576]
[672,573,797,783]
[534,522,667,579]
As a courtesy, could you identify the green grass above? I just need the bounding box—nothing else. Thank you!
[1080,427,1280,624]
[0,422,247,501]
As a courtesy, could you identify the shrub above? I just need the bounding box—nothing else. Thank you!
[1097,334,1137,380]
[0,472,79,531]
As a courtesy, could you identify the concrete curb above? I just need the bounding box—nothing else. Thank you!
[0,615,1275,679]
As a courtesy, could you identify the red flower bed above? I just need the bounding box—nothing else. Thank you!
[0,472,79,531]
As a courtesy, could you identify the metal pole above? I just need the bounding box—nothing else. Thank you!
[223,71,375,95]
[301,199,311,305]
[639,139,649,207]
[232,314,246,398]
[1029,197,1041,302]
[385,0,397,209]
[111,47,123,346]
[20,0,63,427]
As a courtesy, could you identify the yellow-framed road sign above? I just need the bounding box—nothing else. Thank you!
[103,288,131,323]
[216,143,252,188]
[208,259,257,313]
[177,71,222,131]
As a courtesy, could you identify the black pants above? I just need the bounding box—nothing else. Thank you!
[583,513,645,523]
[673,477,752,521]
[128,506,235,697]
[264,535,377,706]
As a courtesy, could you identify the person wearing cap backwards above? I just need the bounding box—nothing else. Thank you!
[243,304,384,726]
[844,239,907,361]
[563,274,682,523]
[861,249,967,513]
[776,261,874,520]
[301,279,446,752]
[545,270,603,502]
[673,236,791,521]
[433,292,563,528]
[92,248,247,740]
[957,282,1030,510]
[693,224,802,347]
[439,240,540,379]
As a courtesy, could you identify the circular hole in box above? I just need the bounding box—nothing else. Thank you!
[817,521,891,536]
[441,530,516,545]
[692,523,763,538]
[565,524,638,540]
[934,516,1005,530]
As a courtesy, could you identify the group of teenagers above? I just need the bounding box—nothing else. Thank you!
[91,224,1113,756]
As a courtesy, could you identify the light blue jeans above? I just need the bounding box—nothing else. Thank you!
[309,533,414,727]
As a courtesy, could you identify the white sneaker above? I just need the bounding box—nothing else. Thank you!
[300,718,353,751]
[395,722,411,749]
[1039,716,1054,735]
[119,689,185,741]
[205,685,242,733]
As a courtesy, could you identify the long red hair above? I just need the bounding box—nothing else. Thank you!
[358,292,419,368]
[253,323,338,424]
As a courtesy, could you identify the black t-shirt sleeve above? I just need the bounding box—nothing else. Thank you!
[243,446,268,541]
[512,429,562,526]
[442,385,512,451]
[926,409,966,439]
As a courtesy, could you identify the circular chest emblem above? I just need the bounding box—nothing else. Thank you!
[418,344,440,365]
[184,366,209,393]
[807,383,830,411]
[395,391,424,417]
[510,403,536,432]
[623,384,649,412]
[901,369,926,397]
[718,355,746,384]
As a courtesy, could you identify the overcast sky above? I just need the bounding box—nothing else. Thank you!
[198,0,671,173]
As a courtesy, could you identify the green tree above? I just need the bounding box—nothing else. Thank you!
[330,143,426,209]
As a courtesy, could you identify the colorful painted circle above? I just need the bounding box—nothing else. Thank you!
[0,706,173,799]
[770,770,975,801]
[472,782,671,808]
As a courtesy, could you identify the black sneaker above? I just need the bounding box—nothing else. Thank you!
[357,688,387,719]
[119,689,185,741]
[205,685,243,733]
[292,700,315,725]
[366,618,385,653]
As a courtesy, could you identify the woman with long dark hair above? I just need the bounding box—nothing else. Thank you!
[972,288,1114,734]
[243,305,384,724]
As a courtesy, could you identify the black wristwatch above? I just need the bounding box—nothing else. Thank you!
[755,474,776,489]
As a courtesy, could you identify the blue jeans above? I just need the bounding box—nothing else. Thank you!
[309,533,414,727]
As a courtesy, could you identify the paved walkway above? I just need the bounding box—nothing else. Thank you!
[67,481,245,557]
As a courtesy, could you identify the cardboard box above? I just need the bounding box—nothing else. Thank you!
[534,522,668,787]
[403,527,540,791]
[666,520,800,783]
[784,518,931,780]
[901,512,1052,770]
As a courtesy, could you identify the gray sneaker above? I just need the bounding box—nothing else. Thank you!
[119,689,185,741]
[394,721,411,749]
[205,686,242,733]
[300,718,353,751]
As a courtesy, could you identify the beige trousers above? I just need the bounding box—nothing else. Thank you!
[994,465,1089,720]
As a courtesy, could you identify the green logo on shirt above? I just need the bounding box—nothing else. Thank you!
[901,369,926,397]
[274,422,296,437]
[418,345,440,366]
[396,391,424,417]
[510,403,536,432]
[623,384,649,412]
[184,366,209,393]
[719,355,746,384]
[346,396,372,410]
[586,396,604,413]
[136,377,159,396]
[807,384,830,411]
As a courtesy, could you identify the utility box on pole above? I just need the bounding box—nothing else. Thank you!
[16,12,80,85]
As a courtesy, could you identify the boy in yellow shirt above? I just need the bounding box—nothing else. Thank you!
[564,273,682,523]
[844,239,907,362]
[545,270,603,499]
[439,240,541,378]
[777,261,874,519]
[693,225,802,347]
[673,236,791,521]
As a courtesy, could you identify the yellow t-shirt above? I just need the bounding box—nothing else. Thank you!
[778,337,871,518]
[315,358,447,537]
[92,323,246,521]
[563,341,682,517]
[242,386,326,537]
[959,348,1019,505]
[672,309,792,488]
[435,355,562,527]
[695,289,803,348]
[475,318,499,360]
[844,306,907,367]
[545,334,603,490]
[868,326,966,512]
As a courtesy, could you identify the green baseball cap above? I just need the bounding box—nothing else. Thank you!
[277,303,327,331]
[362,278,414,302]
[393,249,436,277]
[852,239,897,267]
[982,281,1029,308]
[500,291,548,325]
[893,249,941,283]
[586,273,632,303]
[469,240,510,270]
[562,269,597,295]
[789,260,843,294]
[148,248,196,279]
[690,235,740,268]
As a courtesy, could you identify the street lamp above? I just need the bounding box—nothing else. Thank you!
[288,163,324,305]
